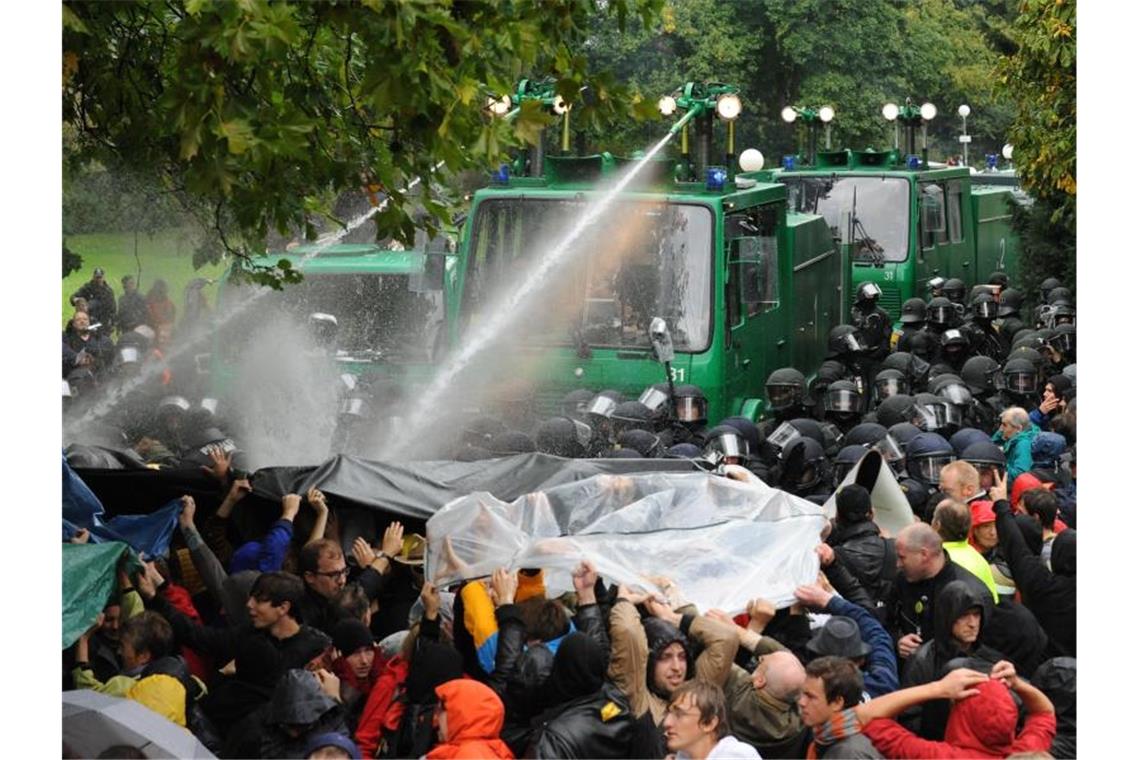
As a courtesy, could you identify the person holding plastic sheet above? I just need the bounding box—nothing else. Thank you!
[825,485,897,617]
[607,581,738,735]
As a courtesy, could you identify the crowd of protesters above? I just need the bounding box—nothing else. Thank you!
[63,271,1075,759]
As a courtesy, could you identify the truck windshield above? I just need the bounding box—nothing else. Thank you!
[219,272,445,364]
[465,199,713,352]
[782,176,910,262]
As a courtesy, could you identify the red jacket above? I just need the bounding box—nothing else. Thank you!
[354,656,410,758]
[426,679,514,760]
[863,680,1056,758]
[161,582,211,681]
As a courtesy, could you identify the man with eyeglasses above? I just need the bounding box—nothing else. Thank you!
[298,521,406,635]
[663,679,759,760]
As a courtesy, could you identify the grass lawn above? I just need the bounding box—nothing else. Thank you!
[62,229,230,329]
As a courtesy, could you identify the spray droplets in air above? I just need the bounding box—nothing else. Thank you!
[378,132,679,459]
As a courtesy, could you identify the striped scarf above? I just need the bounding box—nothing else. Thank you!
[806,708,862,759]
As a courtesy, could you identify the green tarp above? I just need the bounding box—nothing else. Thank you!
[62,542,140,649]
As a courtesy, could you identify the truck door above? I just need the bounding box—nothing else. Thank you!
[725,204,787,416]
[917,181,949,288]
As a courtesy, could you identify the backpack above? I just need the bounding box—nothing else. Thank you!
[378,686,437,760]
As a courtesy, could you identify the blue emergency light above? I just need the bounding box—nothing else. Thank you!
[782,155,796,171]
[492,164,511,185]
[906,155,921,170]
[705,166,728,191]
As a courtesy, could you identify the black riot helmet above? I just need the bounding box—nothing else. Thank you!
[907,329,938,363]
[1050,303,1075,327]
[962,355,1004,396]
[855,281,883,305]
[880,351,914,375]
[584,390,624,421]
[875,393,921,428]
[672,384,708,424]
[998,288,1024,318]
[1039,277,1062,303]
[824,380,862,414]
[617,429,663,458]
[785,437,830,493]
[1003,357,1040,395]
[874,368,909,404]
[720,417,762,457]
[939,328,971,362]
[888,422,923,449]
[972,291,999,320]
[962,440,1006,469]
[900,297,927,326]
[833,445,869,487]
[561,389,597,421]
[926,296,958,327]
[1049,323,1076,357]
[765,368,806,412]
[915,392,961,433]
[905,432,955,487]
[828,324,868,357]
[988,271,1010,290]
[535,416,592,458]
[702,424,752,465]
[844,422,888,448]
[927,276,946,297]
[787,418,826,448]
[942,278,967,305]
[1047,286,1073,306]
[610,401,654,435]
[637,383,673,421]
[931,374,973,407]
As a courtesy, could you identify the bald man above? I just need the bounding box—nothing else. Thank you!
[719,605,810,757]
[886,523,993,661]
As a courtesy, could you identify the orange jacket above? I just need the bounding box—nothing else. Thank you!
[426,679,514,760]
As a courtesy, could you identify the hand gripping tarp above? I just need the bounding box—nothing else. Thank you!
[63,455,182,558]
[426,468,827,612]
[62,541,137,649]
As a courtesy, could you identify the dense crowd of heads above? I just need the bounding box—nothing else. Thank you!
[64,271,1075,759]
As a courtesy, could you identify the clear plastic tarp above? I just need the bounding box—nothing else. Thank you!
[426,467,826,612]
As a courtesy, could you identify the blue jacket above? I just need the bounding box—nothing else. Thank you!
[825,595,899,698]
[992,424,1039,482]
[229,519,294,573]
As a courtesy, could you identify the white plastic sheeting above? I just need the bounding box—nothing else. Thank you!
[426,467,827,612]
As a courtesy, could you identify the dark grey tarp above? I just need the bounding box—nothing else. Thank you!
[74,452,700,524]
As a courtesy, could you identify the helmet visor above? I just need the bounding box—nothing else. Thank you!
[938,383,972,405]
[858,282,882,301]
[825,388,861,413]
[638,387,670,413]
[872,433,905,463]
[705,432,749,459]
[928,305,955,324]
[837,333,865,352]
[675,396,707,422]
[974,301,998,319]
[766,384,802,410]
[765,421,802,454]
[915,404,944,431]
[875,376,907,400]
[1051,333,1075,354]
[586,396,619,419]
[917,454,955,484]
[1004,371,1038,394]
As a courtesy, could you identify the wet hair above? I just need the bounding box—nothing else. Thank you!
[805,656,865,709]
[669,679,730,740]
[933,499,972,542]
[249,571,304,617]
[120,611,174,660]
[1022,488,1059,527]
[300,538,343,575]
[518,596,570,642]
[332,584,371,624]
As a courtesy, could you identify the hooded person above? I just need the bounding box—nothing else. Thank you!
[858,669,1057,759]
[200,634,285,750]
[526,632,650,759]
[898,581,1006,739]
[259,669,350,760]
[1031,657,1076,759]
[427,679,514,760]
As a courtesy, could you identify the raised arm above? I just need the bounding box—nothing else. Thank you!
[607,585,651,717]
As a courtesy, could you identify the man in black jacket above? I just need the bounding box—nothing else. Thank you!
[827,485,896,614]
[991,480,1076,658]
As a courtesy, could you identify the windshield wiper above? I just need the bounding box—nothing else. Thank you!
[849,186,885,267]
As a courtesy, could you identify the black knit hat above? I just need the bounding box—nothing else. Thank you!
[332,618,374,657]
[836,484,872,524]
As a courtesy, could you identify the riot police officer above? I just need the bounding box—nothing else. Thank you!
[758,367,811,440]
[851,281,893,362]
[925,296,962,336]
[942,278,968,306]
[962,291,1007,360]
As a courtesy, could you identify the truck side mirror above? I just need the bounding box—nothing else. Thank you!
[649,317,674,363]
